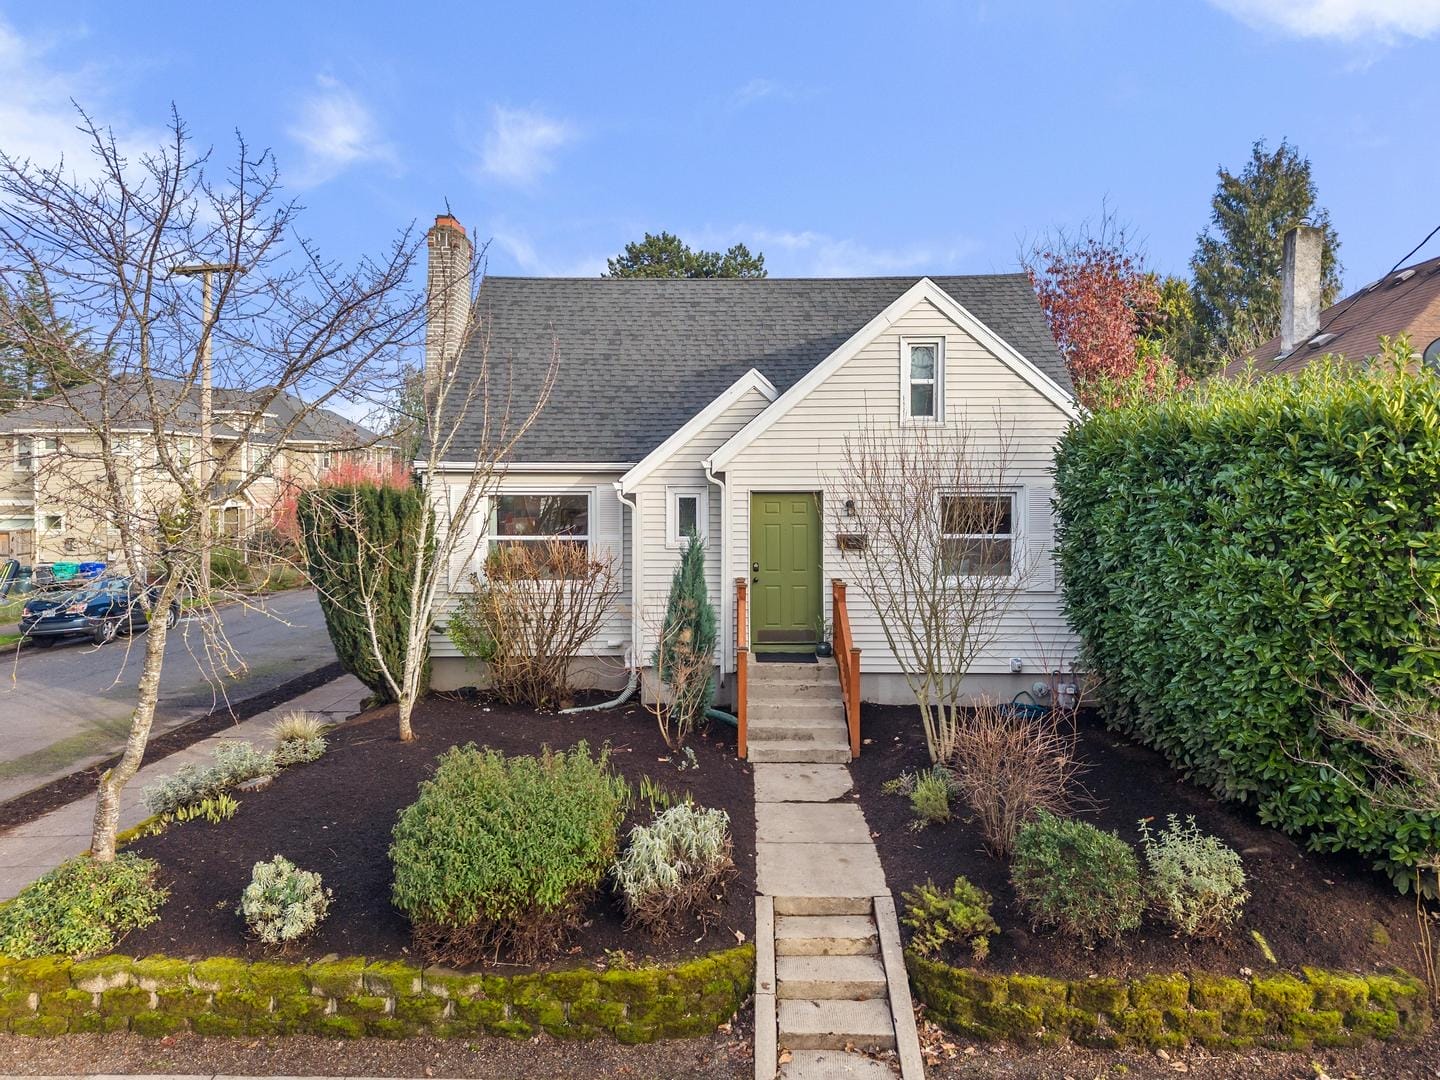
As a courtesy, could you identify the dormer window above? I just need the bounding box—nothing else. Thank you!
[903,339,943,421]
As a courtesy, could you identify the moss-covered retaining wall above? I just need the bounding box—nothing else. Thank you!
[907,953,1431,1050]
[0,946,754,1041]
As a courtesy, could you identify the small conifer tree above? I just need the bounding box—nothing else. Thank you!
[299,480,431,704]
[653,531,717,748]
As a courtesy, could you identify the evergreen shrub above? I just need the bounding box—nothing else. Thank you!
[1011,811,1142,945]
[390,742,629,963]
[298,481,430,703]
[1055,354,1440,889]
[0,854,167,958]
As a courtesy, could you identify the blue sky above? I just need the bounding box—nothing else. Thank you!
[3,0,1438,292]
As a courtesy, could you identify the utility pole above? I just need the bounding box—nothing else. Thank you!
[173,262,241,598]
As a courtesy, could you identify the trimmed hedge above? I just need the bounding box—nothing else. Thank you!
[0,946,753,1041]
[1054,362,1440,889]
[907,953,1431,1049]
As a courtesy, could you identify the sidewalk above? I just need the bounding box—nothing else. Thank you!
[0,675,367,901]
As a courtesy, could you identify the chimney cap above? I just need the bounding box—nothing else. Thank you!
[433,213,465,235]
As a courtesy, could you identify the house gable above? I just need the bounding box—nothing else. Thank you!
[707,278,1078,471]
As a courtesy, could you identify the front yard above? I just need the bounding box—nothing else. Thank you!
[123,695,754,967]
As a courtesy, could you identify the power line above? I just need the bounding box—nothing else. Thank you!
[1313,221,1440,341]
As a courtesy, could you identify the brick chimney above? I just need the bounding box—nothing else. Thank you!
[425,213,474,396]
[1280,224,1323,356]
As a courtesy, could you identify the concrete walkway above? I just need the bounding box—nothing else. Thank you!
[748,663,924,1080]
[0,675,366,900]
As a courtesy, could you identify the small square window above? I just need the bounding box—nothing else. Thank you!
[666,488,708,547]
[42,513,63,532]
[940,493,1016,577]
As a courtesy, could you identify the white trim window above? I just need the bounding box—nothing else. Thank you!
[41,512,63,532]
[14,436,58,472]
[666,487,708,547]
[490,492,591,568]
[939,492,1017,578]
[902,338,943,421]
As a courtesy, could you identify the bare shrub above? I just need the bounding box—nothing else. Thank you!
[948,698,1085,858]
[830,417,1029,763]
[450,540,622,709]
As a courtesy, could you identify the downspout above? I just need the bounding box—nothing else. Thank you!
[703,457,738,726]
[561,482,641,714]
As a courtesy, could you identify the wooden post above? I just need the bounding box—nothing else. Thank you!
[736,577,748,760]
[848,646,862,759]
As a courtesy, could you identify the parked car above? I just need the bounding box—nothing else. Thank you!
[19,577,180,646]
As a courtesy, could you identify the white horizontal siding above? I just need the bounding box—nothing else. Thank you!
[631,386,771,661]
[428,470,629,658]
[721,298,1077,677]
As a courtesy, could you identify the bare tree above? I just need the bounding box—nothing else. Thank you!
[0,108,425,859]
[829,415,1029,762]
[1311,608,1440,1006]
[300,252,559,738]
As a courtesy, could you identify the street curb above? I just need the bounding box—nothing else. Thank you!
[0,659,346,831]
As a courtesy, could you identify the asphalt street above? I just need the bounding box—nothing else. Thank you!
[0,589,338,804]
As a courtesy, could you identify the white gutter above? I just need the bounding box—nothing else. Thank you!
[613,481,642,664]
[703,456,729,683]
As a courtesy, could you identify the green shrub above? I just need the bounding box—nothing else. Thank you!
[239,856,331,946]
[299,481,431,704]
[612,803,734,936]
[1011,811,1142,945]
[390,742,630,963]
[210,545,250,588]
[141,740,276,815]
[651,532,717,750]
[901,876,999,963]
[1139,815,1249,938]
[0,854,167,958]
[909,769,953,829]
[1054,354,1440,890]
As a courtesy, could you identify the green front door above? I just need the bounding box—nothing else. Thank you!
[749,492,821,652]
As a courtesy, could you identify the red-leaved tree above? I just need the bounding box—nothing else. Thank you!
[1022,210,1187,408]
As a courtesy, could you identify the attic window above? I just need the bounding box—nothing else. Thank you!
[902,339,943,421]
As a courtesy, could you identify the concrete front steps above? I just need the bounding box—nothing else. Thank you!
[775,906,894,1052]
[747,660,851,764]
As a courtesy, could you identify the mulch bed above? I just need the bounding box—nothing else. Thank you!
[123,693,754,970]
[852,703,1426,981]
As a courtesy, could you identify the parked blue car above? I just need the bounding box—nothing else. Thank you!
[19,577,180,647]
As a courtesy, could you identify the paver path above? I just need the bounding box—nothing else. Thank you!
[749,662,923,1080]
[0,675,366,900]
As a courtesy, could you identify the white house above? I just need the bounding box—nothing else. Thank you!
[421,215,1080,730]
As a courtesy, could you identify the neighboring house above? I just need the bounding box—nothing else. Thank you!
[423,214,1081,708]
[0,377,390,565]
[1226,225,1440,377]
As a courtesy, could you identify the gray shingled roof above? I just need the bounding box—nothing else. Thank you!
[0,377,382,446]
[453,275,1069,463]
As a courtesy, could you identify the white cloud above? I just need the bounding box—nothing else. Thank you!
[1210,0,1440,41]
[748,228,976,277]
[491,225,605,276]
[286,75,394,187]
[478,106,575,187]
[0,17,154,172]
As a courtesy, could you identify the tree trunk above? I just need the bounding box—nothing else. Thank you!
[397,693,414,742]
[89,596,174,861]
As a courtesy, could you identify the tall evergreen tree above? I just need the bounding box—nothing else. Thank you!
[605,231,767,278]
[299,480,432,705]
[1189,139,1342,362]
[0,271,95,407]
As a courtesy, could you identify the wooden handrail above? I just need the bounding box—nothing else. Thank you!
[831,579,861,758]
[735,577,748,759]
